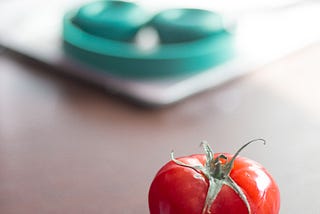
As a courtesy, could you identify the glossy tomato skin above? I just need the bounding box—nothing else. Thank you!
[148,153,280,214]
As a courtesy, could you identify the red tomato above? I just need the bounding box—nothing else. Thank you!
[148,139,280,214]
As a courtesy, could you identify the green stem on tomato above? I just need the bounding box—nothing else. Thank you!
[171,139,266,214]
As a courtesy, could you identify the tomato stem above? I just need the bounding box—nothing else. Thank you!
[223,139,266,176]
[171,139,266,214]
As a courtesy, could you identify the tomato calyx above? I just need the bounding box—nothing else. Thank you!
[171,139,266,214]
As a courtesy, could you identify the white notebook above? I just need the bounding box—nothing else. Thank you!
[1,0,319,106]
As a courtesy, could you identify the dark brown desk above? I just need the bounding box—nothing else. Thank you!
[1,45,320,213]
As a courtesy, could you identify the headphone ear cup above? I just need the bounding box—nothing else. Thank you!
[150,8,226,44]
[72,0,149,42]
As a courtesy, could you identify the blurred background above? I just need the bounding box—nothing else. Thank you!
[1,0,320,213]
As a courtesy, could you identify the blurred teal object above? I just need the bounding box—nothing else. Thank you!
[63,0,235,79]
[150,8,226,43]
[72,0,148,41]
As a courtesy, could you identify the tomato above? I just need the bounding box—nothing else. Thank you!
[148,139,280,214]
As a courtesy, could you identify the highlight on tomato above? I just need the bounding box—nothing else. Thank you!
[148,139,280,214]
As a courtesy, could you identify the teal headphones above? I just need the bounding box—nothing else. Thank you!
[63,0,234,78]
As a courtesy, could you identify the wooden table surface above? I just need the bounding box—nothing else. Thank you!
[1,44,320,213]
